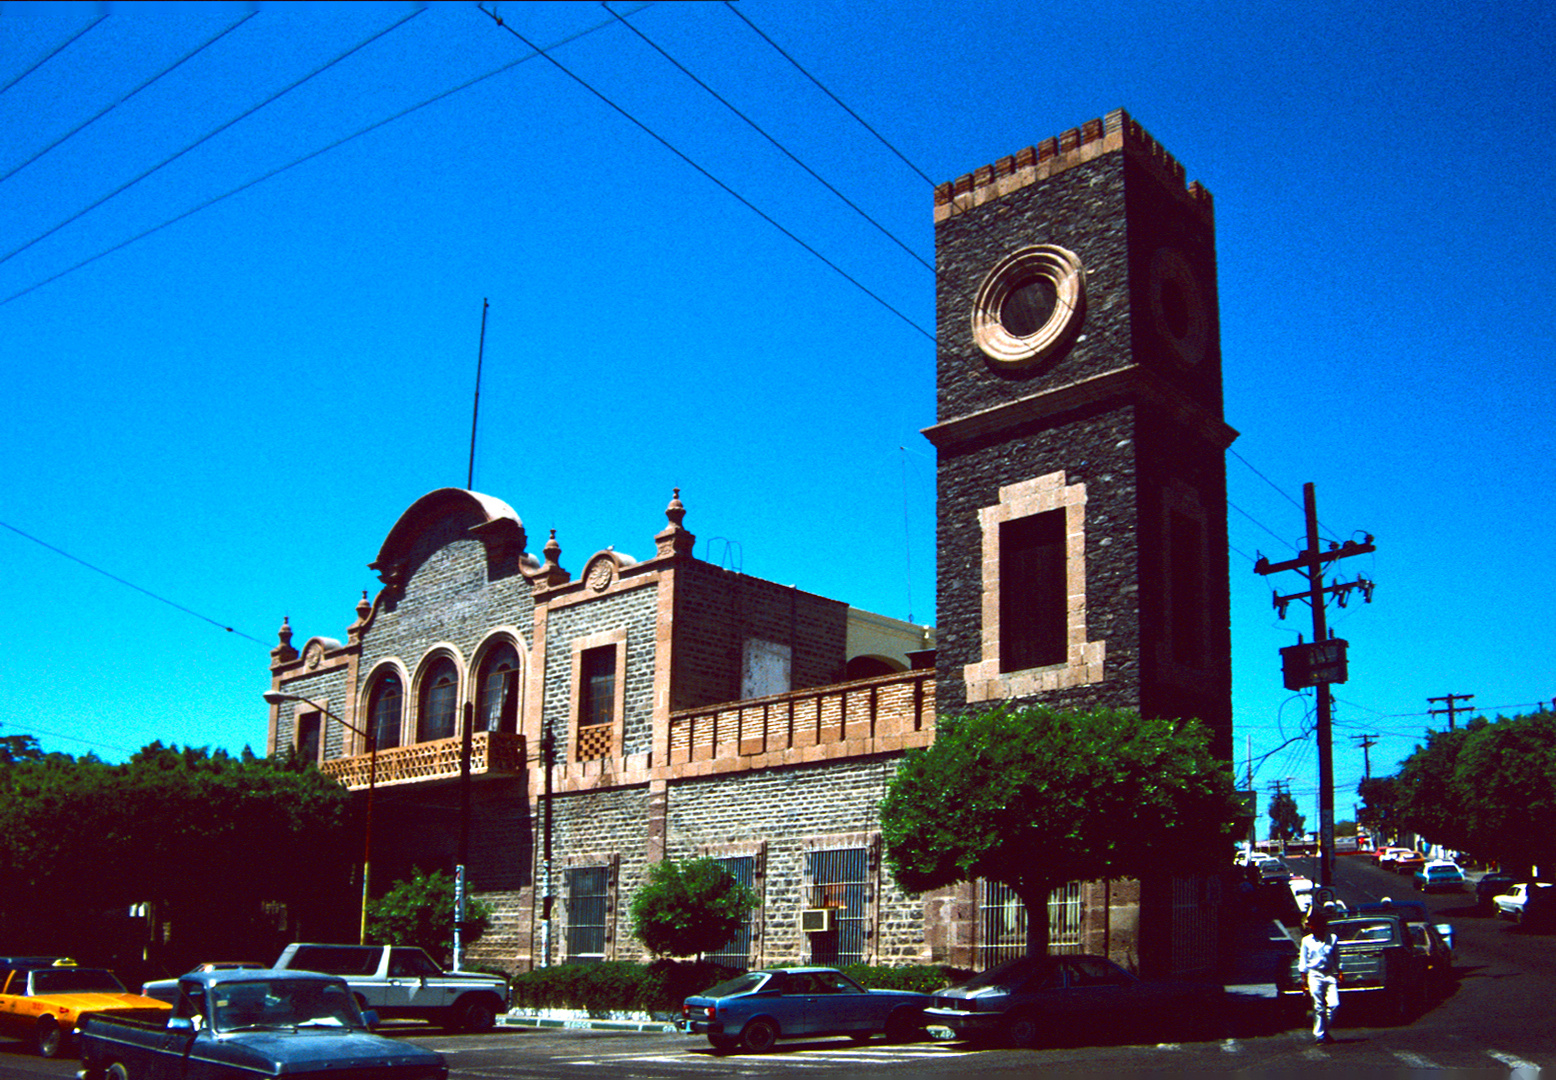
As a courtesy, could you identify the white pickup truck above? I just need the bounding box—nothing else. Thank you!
[273,944,508,1032]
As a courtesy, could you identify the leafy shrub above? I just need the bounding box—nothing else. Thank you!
[841,964,963,994]
[629,859,757,958]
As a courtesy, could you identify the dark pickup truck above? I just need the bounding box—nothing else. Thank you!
[1277,913,1428,1023]
[77,969,446,1080]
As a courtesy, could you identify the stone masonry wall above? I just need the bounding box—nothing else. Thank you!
[540,581,659,757]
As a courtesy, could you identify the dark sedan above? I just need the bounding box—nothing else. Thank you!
[681,967,929,1053]
[924,953,1220,1048]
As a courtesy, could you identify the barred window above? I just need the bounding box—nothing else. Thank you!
[807,849,868,967]
[566,866,608,962]
[978,880,1084,967]
[706,856,755,970]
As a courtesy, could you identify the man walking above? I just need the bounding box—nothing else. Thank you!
[1297,910,1341,1043]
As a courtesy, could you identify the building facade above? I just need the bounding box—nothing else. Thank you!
[267,108,1235,977]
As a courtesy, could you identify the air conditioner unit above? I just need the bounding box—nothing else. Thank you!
[801,908,833,933]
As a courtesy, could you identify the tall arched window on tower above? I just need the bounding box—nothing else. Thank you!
[477,643,521,734]
[419,658,458,742]
[369,672,402,751]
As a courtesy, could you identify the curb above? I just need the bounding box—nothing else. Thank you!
[500,1012,680,1033]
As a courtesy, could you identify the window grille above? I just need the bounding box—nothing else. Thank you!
[978,879,1083,966]
[566,866,608,962]
[705,856,755,970]
[806,848,868,967]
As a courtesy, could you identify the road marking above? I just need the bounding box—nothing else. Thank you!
[1390,1050,1436,1068]
[1221,1038,1242,1054]
[1488,1049,1542,1077]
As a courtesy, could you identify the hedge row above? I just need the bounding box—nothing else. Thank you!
[507,961,964,1016]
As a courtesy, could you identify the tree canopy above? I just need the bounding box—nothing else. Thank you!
[1382,710,1556,873]
[629,858,757,959]
[0,741,357,968]
[366,867,491,963]
[880,704,1241,954]
[1268,790,1306,842]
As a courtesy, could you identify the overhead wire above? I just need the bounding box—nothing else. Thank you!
[481,6,935,343]
[0,11,259,188]
[0,7,426,269]
[0,519,270,648]
[0,13,107,97]
[0,7,647,309]
[602,3,932,272]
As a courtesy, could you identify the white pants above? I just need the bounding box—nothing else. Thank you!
[1307,972,1339,1039]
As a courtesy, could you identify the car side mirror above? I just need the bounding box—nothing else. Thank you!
[166,1017,196,1035]
[1435,925,1454,949]
[361,1009,379,1029]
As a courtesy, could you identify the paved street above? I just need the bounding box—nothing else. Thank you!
[3,856,1549,1077]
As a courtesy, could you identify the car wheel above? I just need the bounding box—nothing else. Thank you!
[884,1007,924,1043]
[1004,1010,1042,1049]
[35,1019,66,1058]
[107,1065,132,1080]
[452,995,498,1033]
[740,1018,779,1053]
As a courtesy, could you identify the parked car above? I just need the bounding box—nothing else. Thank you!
[924,953,1220,1048]
[1414,861,1466,893]
[1390,851,1427,875]
[78,969,447,1080]
[680,967,929,1052]
[1357,899,1453,950]
[0,958,170,1058]
[272,944,508,1031]
[142,962,268,1004]
[1277,914,1428,1023]
[1494,882,1555,923]
[1474,874,1516,913]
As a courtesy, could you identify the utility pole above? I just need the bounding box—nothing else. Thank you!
[1255,482,1376,888]
[1351,733,1379,781]
[1427,693,1475,730]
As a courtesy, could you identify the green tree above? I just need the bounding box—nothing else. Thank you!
[1393,726,1472,852]
[0,742,356,962]
[1448,711,1556,872]
[1356,776,1398,838]
[880,705,1241,955]
[365,868,491,962]
[629,858,757,959]
[1268,791,1305,842]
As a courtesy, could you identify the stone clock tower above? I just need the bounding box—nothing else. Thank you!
[924,109,1235,763]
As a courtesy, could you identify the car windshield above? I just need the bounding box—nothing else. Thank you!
[30,969,126,994]
[958,955,1052,991]
[1334,919,1397,943]
[213,979,364,1032]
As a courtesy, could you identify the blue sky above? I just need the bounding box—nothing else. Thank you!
[2,1,1552,838]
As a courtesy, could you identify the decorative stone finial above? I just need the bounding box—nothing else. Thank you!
[654,487,696,559]
[665,487,686,529]
[356,590,371,621]
[543,528,561,566]
[277,616,293,648]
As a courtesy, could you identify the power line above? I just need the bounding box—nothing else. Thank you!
[720,1,934,188]
[0,7,425,269]
[481,7,935,343]
[0,520,270,647]
[1,8,645,309]
[603,3,932,272]
[0,13,107,97]
[0,11,258,188]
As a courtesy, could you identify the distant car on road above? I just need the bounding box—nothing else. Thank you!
[1414,861,1466,893]
[680,967,928,1052]
[1391,852,1427,875]
[1494,882,1554,923]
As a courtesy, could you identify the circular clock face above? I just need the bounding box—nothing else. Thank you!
[1148,247,1209,366]
[971,245,1086,367]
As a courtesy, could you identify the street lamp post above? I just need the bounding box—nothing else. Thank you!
[263,690,377,945]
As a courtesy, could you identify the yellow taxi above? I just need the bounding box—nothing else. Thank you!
[0,957,170,1057]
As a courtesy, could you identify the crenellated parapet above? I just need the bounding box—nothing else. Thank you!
[934,108,1213,224]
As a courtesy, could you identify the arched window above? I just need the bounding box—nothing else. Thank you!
[368,672,402,751]
[419,657,458,742]
[477,643,521,734]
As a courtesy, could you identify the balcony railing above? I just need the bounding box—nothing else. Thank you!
[667,669,934,767]
[320,731,527,790]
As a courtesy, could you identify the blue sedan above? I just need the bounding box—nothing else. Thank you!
[680,967,929,1052]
